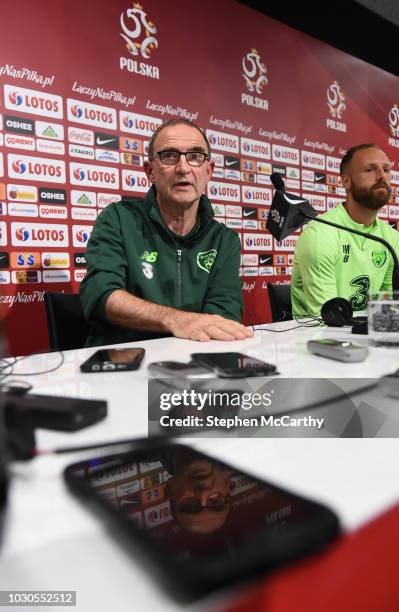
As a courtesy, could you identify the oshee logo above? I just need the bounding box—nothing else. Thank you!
[67,99,117,130]
[208,181,240,202]
[70,162,119,189]
[243,233,273,251]
[73,225,93,247]
[11,222,68,247]
[8,154,66,184]
[120,3,158,59]
[120,111,162,136]
[122,170,150,192]
[4,85,63,119]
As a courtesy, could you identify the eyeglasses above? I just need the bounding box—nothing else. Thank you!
[153,149,210,167]
[177,493,229,514]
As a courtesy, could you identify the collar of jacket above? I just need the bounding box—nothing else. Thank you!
[144,185,214,245]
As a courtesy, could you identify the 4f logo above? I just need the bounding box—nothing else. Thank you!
[120,2,158,59]
[327,81,346,119]
[342,244,350,263]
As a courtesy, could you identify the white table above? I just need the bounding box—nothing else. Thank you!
[1,323,399,611]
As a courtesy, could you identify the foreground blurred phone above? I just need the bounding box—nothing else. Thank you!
[80,348,145,372]
[147,360,211,377]
[64,442,339,600]
[191,352,278,377]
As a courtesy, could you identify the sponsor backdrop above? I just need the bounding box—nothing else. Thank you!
[1,0,399,354]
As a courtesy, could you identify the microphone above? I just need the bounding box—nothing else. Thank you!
[270,172,286,192]
[267,175,317,241]
[266,176,399,291]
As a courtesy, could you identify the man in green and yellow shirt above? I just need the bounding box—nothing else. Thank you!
[292,143,399,316]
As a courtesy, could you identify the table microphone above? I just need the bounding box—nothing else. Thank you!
[267,174,399,292]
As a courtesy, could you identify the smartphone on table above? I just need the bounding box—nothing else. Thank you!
[80,347,145,372]
[191,352,278,378]
[147,360,211,377]
[64,442,339,601]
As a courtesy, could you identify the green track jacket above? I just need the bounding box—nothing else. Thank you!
[80,187,243,346]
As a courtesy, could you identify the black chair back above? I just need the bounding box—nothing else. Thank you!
[44,292,89,351]
[267,283,293,322]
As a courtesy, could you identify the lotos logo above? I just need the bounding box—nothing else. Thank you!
[76,229,89,243]
[12,160,26,174]
[8,154,66,183]
[73,168,86,181]
[123,116,134,129]
[70,162,119,188]
[16,227,29,241]
[5,85,63,119]
[70,105,83,119]
[207,181,240,202]
[240,138,270,159]
[120,3,158,59]
[11,222,68,247]
[122,169,149,192]
[9,92,23,106]
[242,186,272,204]
[205,130,239,153]
[243,232,273,251]
[125,174,136,187]
[242,49,268,94]
[327,81,346,119]
[73,225,93,247]
[67,99,117,129]
[120,111,162,136]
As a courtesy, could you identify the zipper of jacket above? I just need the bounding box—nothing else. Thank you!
[176,249,182,308]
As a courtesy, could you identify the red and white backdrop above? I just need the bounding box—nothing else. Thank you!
[1,0,399,355]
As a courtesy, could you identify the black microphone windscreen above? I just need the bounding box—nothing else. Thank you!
[270,173,285,191]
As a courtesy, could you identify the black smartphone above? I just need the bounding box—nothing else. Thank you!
[64,442,339,601]
[80,347,145,373]
[191,352,278,378]
[147,360,210,377]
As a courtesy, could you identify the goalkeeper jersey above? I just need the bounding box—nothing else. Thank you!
[291,203,399,316]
